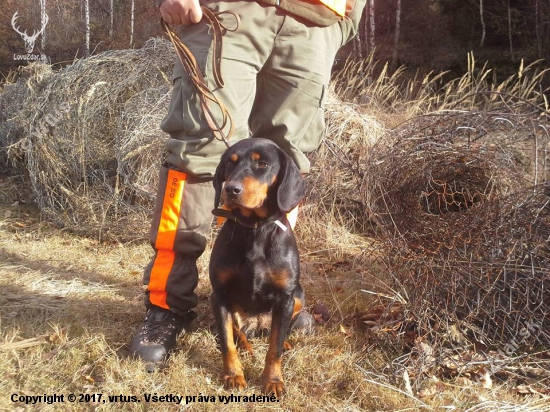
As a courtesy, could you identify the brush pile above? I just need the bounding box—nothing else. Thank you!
[361,108,550,351]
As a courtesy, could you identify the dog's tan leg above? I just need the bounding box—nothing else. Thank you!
[262,295,294,397]
[212,293,247,390]
[234,323,254,356]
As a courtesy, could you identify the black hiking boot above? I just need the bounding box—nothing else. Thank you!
[130,306,195,371]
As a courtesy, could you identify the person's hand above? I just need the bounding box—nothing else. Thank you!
[159,0,203,26]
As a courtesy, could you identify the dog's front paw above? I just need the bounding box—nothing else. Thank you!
[262,378,285,398]
[224,374,247,391]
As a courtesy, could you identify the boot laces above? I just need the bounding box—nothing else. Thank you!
[139,310,181,344]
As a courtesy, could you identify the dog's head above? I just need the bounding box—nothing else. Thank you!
[213,138,305,219]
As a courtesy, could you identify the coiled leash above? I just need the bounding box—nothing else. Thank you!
[161,7,240,147]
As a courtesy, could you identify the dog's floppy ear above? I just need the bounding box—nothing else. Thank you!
[277,152,306,213]
[213,156,226,209]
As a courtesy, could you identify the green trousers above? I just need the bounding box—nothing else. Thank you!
[144,0,365,314]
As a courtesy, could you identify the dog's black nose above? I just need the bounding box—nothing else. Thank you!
[224,183,243,197]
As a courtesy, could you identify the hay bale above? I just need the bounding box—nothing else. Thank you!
[116,85,172,205]
[305,90,384,236]
[1,38,174,239]
[362,110,550,350]
[2,47,386,241]
[0,64,54,173]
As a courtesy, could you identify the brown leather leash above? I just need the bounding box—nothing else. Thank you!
[161,7,240,147]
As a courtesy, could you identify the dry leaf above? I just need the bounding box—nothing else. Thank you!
[481,371,492,389]
[417,384,439,399]
[312,304,330,323]
[83,375,95,384]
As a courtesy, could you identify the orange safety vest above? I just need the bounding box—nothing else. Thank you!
[319,0,347,16]
[258,0,351,26]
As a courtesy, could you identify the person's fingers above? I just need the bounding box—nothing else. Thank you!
[160,10,174,24]
[159,0,202,26]
[188,5,203,24]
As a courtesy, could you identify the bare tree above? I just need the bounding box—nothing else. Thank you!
[479,0,486,48]
[40,0,47,52]
[535,0,542,57]
[354,6,369,61]
[507,0,514,59]
[354,31,363,61]
[85,0,90,56]
[391,0,401,70]
[110,0,114,40]
[368,0,375,53]
[130,0,135,47]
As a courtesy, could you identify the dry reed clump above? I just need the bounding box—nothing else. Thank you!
[0,38,174,239]
[361,108,550,351]
[333,52,550,124]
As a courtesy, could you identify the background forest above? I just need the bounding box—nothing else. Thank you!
[1,0,550,80]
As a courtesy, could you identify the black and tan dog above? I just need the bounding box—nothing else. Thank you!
[209,138,307,397]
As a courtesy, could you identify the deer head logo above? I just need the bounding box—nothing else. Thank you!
[11,11,49,54]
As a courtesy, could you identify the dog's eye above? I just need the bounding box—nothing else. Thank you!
[258,161,269,169]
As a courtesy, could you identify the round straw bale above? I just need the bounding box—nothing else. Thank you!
[305,90,384,235]
[116,85,171,206]
[3,39,175,238]
[0,64,54,173]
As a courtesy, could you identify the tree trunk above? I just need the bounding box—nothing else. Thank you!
[479,0,486,48]
[40,0,47,52]
[507,0,514,59]
[535,0,542,57]
[110,0,114,40]
[130,0,135,47]
[85,0,90,56]
[354,32,363,61]
[391,0,401,70]
[368,0,375,53]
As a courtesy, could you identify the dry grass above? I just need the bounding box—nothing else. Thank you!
[2,179,547,411]
[0,188,401,412]
[333,52,550,126]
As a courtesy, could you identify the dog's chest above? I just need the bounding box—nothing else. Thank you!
[240,241,292,296]
[211,223,298,312]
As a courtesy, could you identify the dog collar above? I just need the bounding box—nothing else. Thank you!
[211,208,287,230]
